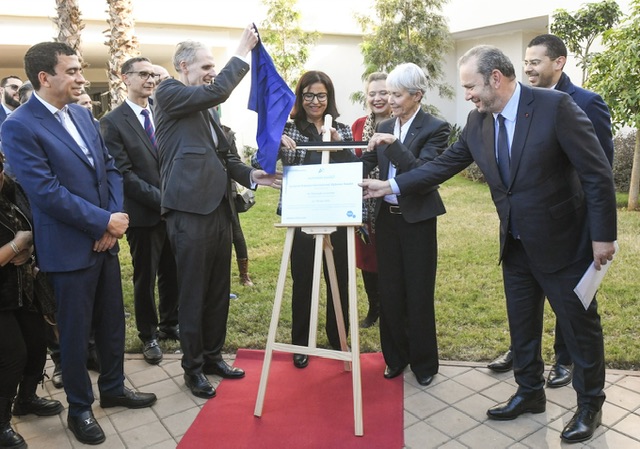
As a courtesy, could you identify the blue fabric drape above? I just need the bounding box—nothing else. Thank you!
[248,36,295,174]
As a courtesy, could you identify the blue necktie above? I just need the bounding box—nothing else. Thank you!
[140,109,157,150]
[496,114,510,186]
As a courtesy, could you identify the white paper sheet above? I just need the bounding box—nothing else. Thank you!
[574,241,619,310]
[281,162,363,226]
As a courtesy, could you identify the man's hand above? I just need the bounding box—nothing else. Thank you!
[107,212,129,238]
[236,23,259,57]
[360,179,393,199]
[592,241,616,270]
[252,170,282,189]
[366,132,397,152]
[94,232,117,252]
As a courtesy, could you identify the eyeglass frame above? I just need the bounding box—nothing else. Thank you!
[124,71,159,81]
[302,92,328,102]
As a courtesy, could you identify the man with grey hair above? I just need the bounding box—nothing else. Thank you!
[154,24,280,399]
[362,45,616,444]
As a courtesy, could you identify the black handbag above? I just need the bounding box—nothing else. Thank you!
[234,187,256,213]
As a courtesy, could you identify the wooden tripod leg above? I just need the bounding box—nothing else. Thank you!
[347,227,363,435]
[322,234,350,371]
[254,227,295,417]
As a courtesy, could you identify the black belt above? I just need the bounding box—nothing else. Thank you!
[384,202,402,215]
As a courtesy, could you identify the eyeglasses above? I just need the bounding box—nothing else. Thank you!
[125,71,158,81]
[3,84,20,90]
[302,92,328,102]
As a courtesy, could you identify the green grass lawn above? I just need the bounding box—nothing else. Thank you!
[119,175,640,370]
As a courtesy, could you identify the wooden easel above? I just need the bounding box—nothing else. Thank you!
[254,121,364,436]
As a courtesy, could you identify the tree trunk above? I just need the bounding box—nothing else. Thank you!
[105,0,139,111]
[627,128,640,211]
[52,0,85,55]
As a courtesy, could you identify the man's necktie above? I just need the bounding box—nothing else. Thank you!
[140,109,157,150]
[56,106,94,167]
[496,114,510,186]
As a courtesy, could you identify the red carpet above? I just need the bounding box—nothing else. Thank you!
[179,349,404,449]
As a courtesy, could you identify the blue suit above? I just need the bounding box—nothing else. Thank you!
[556,72,614,167]
[1,95,127,416]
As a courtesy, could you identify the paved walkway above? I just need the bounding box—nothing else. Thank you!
[13,354,640,448]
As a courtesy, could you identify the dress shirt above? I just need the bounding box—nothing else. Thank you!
[125,98,154,130]
[386,108,419,199]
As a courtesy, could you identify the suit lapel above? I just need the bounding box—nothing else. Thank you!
[510,87,535,185]
[402,110,423,150]
[121,103,157,160]
[67,107,101,171]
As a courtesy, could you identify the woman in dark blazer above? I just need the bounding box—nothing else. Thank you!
[360,63,450,386]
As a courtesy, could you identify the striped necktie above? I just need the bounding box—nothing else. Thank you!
[140,109,157,150]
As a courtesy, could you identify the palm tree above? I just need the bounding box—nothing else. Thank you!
[104,0,140,110]
[52,0,85,55]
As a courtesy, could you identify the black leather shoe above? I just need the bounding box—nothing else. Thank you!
[203,360,245,379]
[0,421,26,449]
[158,326,180,341]
[293,354,309,369]
[487,349,513,372]
[68,411,106,445]
[12,394,63,416]
[547,363,573,388]
[184,373,216,399]
[561,407,602,443]
[487,390,546,420]
[100,387,157,409]
[384,365,407,379]
[143,339,163,365]
[415,374,434,386]
[52,361,63,389]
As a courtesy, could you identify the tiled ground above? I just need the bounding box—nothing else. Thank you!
[13,355,640,448]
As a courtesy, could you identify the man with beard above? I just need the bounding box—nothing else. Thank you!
[0,76,23,130]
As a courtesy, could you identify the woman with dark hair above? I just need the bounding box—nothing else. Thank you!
[0,154,63,449]
[258,70,355,368]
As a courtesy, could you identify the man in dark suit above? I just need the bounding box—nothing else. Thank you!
[0,76,23,130]
[101,57,179,366]
[359,63,449,387]
[488,34,615,387]
[154,25,280,399]
[361,45,616,444]
[2,42,156,445]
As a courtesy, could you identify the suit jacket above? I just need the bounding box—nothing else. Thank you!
[101,101,162,227]
[395,84,617,273]
[0,107,8,130]
[555,72,614,166]
[154,57,253,216]
[361,109,449,224]
[2,96,123,272]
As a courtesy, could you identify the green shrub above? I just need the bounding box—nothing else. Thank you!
[612,129,635,193]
